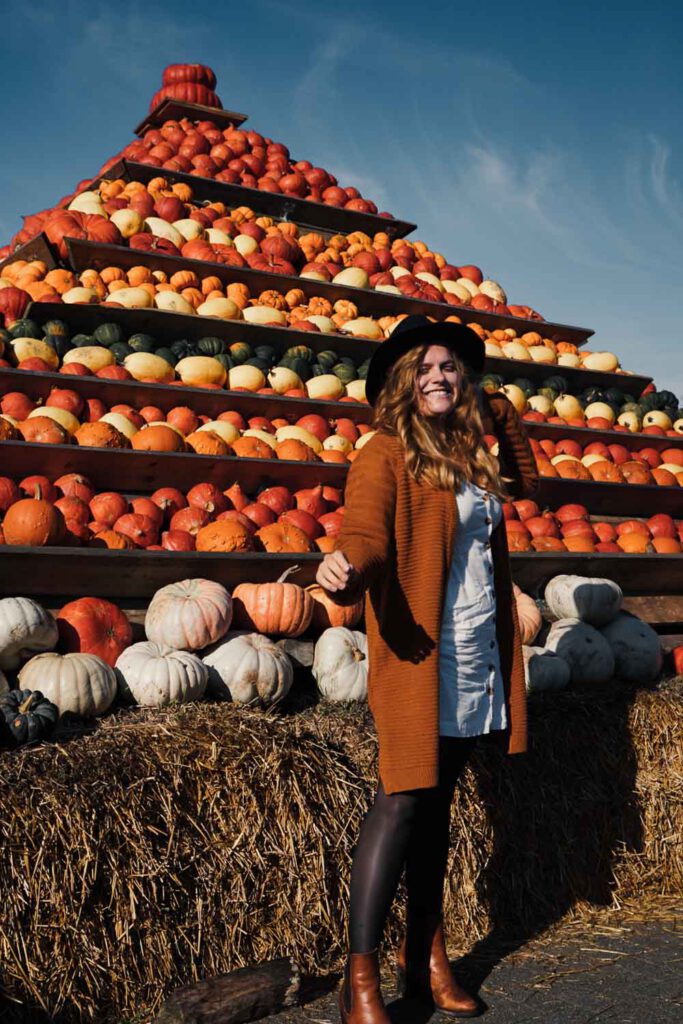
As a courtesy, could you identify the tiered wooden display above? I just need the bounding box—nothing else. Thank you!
[1,100,681,623]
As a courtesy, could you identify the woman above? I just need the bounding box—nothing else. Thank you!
[316,314,539,1022]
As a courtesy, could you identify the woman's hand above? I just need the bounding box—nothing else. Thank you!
[316,550,361,595]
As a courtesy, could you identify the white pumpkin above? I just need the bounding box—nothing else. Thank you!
[0,597,58,671]
[599,613,663,683]
[19,652,116,716]
[203,633,293,705]
[333,267,370,289]
[545,619,615,686]
[145,578,232,651]
[115,642,208,706]
[313,627,368,701]
[544,575,623,627]
[523,647,571,693]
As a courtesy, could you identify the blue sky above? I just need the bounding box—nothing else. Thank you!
[2,0,682,401]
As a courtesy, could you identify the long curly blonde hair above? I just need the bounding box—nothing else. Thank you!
[372,344,509,498]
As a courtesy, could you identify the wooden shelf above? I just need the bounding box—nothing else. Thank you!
[537,476,683,518]
[95,159,417,241]
[485,356,651,399]
[0,548,321,600]
[0,367,374,426]
[0,441,348,494]
[510,552,683,597]
[525,421,682,454]
[66,239,594,347]
[0,232,58,273]
[134,99,248,135]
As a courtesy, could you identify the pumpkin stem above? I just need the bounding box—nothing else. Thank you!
[276,565,300,584]
[18,692,37,715]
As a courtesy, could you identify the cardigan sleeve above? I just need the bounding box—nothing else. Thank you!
[331,433,397,604]
[484,393,539,500]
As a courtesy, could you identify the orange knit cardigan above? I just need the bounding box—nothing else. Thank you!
[333,394,539,794]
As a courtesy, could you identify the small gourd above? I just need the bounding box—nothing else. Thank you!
[0,689,59,746]
[313,627,368,701]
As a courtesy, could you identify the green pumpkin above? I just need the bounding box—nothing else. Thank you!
[283,344,315,363]
[481,373,504,393]
[43,334,69,359]
[71,333,96,348]
[656,390,678,411]
[215,353,236,371]
[8,318,41,340]
[279,356,311,380]
[512,377,535,399]
[154,347,177,367]
[332,362,357,384]
[244,357,271,371]
[357,359,370,380]
[197,335,227,356]
[170,339,196,360]
[638,393,660,413]
[310,364,326,377]
[93,322,124,347]
[0,689,59,747]
[316,350,338,371]
[110,342,133,364]
[254,345,277,365]
[543,375,569,395]
[603,388,626,407]
[228,341,253,364]
[580,386,606,405]
[42,319,69,339]
[128,333,156,353]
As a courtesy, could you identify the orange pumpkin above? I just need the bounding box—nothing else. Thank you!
[56,597,132,666]
[319,450,349,464]
[563,535,596,552]
[75,422,131,449]
[232,567,314,636]
[276,439,319,462]
[617,533,650,553]
[530,536,567,552]
[620,461,653,485]
[555,460,591,481]
[3,495,66,546]
[307,583,363,631]
[231,436,274,459]
[315,536,336,553]
[89,529,134,550]
[589,461,624,484]
[255,522,313,553]
[652,467,678,487]
[132,425,186,453]
[185,430,230,456]
[166,406,200,435]
[0,418,19,441]
[19,416,70,445]
[195,521,254,552]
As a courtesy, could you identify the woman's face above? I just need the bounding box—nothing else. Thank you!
[415,345,462,418]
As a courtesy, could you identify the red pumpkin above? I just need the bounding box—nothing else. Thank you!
[223,482,249,511]
[242,502,277,528]
[215,509,258,534]
[186,482,230,516]
[293,484,329,517]
[150,83,222,111]
[130,497,164,529]
[0,477,21,512]
[169,506,210,536]
[43,210,123,259]
[19,475,58,502]
[318,511,344,537]
[151,486,188,523]
[3,496,65,546]
[161,529,196,551]
[1,391,36,419]
[257,486,293,515]
[279,508,323,540]
[55,495,90,526]
[89,491,129,527]
[0,286,31,326]
[113,513,158,548]
[57,597,132,666]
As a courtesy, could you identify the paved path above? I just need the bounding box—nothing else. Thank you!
[266,917,682,1024]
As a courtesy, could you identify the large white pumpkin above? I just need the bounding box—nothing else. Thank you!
[0,597,58,671]
[599,613,663,683]
[145,579,232,651]
[545,619,615,686]
[203,633,293,706]
[523,646,571,693]
[116,642,208,706]
[19,652,116,716]
[544,575,623,627]
[313,628,368,701]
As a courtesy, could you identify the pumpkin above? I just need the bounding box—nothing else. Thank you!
[276,439,319,462]
[203,633,293,706]
[19,416,70,446]
[75,421,130,449]
[56,597,132,667]
[0,597,58,670]
[19,651,117,717]
[544,575,623,627]
[123,352,176,383]
[145,578,232,651]
[312,627,368,701]
[132,424,186,452]
[0,689,59,746]
[186,429,229,456]
[306,584,364,632]
[0,417,19,441]
[113,513,158,548]
[599,613,663,683]
[256,522,313,553]
[198,420,241,445]
[151,487,188,522]
[89,529,134,550]
[522,647,571,693]
[89,491,129,526]
[232,567,313,636]
[512,584,542,645]
[63,345,115,373]
[176,356,227,388]
[3,495,66,547]
[231,436,274,459]
[196,521,254,552]
[544,619,615,686]
[115,641,208,707]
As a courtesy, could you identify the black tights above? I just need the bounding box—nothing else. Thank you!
[349,736,476,953]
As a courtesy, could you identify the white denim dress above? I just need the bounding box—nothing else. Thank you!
[439,481,508,737]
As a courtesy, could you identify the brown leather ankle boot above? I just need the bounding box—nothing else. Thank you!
[396,914,481,1018]
[339,950,391,1023]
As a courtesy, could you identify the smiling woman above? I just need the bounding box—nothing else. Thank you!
[416,346,462,416]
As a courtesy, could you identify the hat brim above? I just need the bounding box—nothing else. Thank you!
[365,319,485,406]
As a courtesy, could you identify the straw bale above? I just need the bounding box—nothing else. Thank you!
[0,677,680,1022]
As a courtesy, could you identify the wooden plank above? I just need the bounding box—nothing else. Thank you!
[0,366,374,427]
[525,421,682,454]
[0,549,322,599]
[511,552,683,597]
[0,233,58,273]
[622,595,683,627]
[485,356,651,399]
[0,441,348,493]
[95,158,416,241]
[537,476,683,518]
[134,99,248,135]
[66,239,595,347]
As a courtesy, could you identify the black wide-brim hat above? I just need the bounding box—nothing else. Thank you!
[365,314,485,406]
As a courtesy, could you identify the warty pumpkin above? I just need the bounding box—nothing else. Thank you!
[3,494,66,547]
